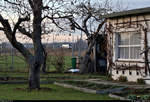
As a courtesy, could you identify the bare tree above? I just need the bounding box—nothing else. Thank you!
[0,0,115,89]
[43,0,112,73]
[0,0,54,89]
[0,0,79,89]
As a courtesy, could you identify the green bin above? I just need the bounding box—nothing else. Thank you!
[71,57,76,69]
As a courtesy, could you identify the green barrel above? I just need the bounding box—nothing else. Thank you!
[71,57,76,69]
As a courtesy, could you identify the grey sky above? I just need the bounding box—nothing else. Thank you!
[112,0,150,10]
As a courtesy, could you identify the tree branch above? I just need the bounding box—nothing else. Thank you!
[52,19,65,30]
[0,14,12,33]
[28,0,34,9]
[68,18,85,32]
[95,19,106,34]
[13,16,30,36]
[0,14,33,62]
[44,16,68,31]
[82,14,92,37]
[0,27,4,31]
[4,0,20,6]
[18,26,32,38]
[42,15,73,21]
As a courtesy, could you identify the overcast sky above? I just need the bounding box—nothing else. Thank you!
[112,0,150,10]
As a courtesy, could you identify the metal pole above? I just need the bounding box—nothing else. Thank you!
[0,41,1,56]
[72,34,74,57]
[79,13,84,57]
[53,34,54,49]
[4,43,7,70]
[78,30,83,57]
[11,46,14,71]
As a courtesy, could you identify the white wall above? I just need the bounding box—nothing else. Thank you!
[111,69,144,81]
[107,13,150,83]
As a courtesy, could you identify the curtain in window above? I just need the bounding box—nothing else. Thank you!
[118,32,141,59]
[119,33,129,45]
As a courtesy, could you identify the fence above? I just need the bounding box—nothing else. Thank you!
[0,43,28,72]
[0,41,87,72]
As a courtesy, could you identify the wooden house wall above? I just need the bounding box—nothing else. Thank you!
[106,14,150,83]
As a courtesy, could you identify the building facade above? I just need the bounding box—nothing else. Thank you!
[104,7,150,84]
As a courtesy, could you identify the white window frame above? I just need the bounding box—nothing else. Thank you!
[117,31,142,61]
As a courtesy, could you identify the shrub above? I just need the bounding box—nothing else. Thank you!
[141,95,150,100]
[118,76,127,82]
[127,94,137,100]
[137,78,145,84]
[106,74,113,81]
[51,48,65,73]
[128,95,150,100]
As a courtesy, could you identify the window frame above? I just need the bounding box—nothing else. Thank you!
[117,31,142,61]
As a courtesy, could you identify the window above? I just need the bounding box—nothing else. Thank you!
[118,32,141,59]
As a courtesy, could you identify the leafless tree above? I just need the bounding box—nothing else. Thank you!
[0,0,63,89]
[43,0,112,73]
[0,0,122,89]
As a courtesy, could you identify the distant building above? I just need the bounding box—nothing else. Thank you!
[61,44,72,49]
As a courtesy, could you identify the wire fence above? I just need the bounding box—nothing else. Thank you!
[0,43,28,72]
[0,41,87,73]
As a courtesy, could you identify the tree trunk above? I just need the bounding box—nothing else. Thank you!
[79,52,91,74]
[0,0,44,90]
[28,0,43,89]
[29,63,41,89]
[79,37,96,74]
[28,54,44,89]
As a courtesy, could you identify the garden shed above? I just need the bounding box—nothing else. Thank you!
[103,7,150,84]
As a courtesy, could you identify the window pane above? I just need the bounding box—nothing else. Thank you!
[118,33,129,45]
[119,47,129,59]
[130,47,141,59]
[124,47,129,59]
[117,32,141,59]
[130,32,141,45]
[118,47,123,58]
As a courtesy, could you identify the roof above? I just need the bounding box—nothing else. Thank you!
[102,7,150,19]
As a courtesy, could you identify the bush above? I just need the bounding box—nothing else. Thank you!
[127,94,137,100]
[106,74,113,81]
[51,49,65,73]
[118,76,127,82]
[141,95,150,100]
[128,95,150,100]
[137,78,145,84]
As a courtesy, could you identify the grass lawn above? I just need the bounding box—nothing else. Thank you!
[0,55,27,72]
[0,84,115,100]
[0,54,115,100]
[0,55,72,72]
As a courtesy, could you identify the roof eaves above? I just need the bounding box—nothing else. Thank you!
[101,7,150,19]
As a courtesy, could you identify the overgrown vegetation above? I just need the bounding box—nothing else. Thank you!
[50,49,65,73]
[118,76,127,82]
[137,78,145,85]
[113,87,150,100]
